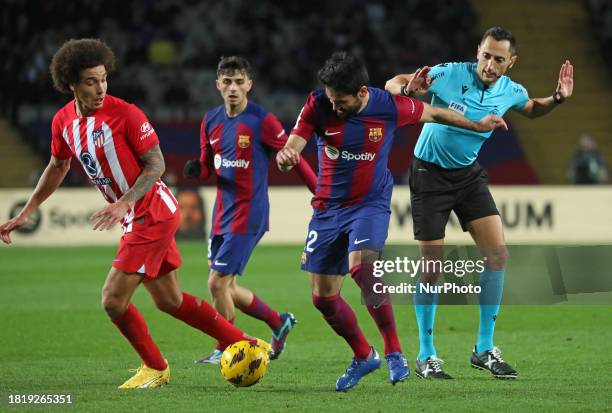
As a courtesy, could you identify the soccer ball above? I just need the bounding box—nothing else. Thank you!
[220,340,270,387]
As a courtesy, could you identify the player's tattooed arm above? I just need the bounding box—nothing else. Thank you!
[90,145,165,231]
[121,144,165,204]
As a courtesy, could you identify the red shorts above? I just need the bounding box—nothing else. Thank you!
[113,186,182,281]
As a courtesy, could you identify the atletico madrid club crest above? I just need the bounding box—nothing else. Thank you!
[238,135,251,148]
[93,128,105,148]
[368,127,383,142]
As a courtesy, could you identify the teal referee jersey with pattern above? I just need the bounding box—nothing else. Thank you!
[414,62,529,168]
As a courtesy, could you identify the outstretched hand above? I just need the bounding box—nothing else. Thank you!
[406,66,433,96]
[557,60,573,99]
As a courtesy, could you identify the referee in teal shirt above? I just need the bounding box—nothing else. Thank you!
[386,26,573,380]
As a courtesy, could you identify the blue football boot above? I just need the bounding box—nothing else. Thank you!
[385,352,410,384]
[335,347,381,392]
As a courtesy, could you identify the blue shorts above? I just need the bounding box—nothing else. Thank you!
[300,202,390,275]
[208,230,265,276]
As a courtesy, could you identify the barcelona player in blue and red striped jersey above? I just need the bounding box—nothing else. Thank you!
[277,52,507,391]
[184,56,317,364]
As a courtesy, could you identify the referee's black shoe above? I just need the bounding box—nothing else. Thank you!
[471,346,518,379]
[415,356,453,379]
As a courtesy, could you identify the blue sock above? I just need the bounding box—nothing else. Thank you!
[414,282,439,361]
[476,269,505,353]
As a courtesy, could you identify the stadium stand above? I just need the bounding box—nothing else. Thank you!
[5,0,609,186]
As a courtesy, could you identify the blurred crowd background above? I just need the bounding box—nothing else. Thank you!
[0,0,610,187]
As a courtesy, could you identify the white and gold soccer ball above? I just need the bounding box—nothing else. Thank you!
[220,340,270,387]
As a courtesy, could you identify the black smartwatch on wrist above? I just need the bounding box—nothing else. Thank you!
[553,91,565,104]
[400,83,410,97]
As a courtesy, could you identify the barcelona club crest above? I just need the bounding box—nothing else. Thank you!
[368,127,383,142]
[238,135,251,148]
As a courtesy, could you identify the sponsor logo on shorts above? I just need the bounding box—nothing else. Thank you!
[214,260,228,266]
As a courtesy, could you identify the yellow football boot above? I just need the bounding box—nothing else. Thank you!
[118,360,170,389]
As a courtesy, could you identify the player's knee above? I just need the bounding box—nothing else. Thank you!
[311,284,340,299]
[485,246,509,270]
[101,293,128,319]
[153,294,182,314]
[208,273,230,296]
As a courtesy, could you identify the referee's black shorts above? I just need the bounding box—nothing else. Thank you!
[408,158,499,241]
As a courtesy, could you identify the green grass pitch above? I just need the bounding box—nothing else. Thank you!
[1,242,610,412]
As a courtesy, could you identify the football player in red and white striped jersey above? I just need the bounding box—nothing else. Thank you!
[0,39,268,389]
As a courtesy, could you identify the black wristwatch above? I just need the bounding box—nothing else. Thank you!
[553,91,565,104]
[400,83,411,97]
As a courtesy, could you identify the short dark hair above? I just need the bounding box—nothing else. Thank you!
[216,56,252,78]
[317,51,369,96]
[481,26,517,54]
[49,38,116,94]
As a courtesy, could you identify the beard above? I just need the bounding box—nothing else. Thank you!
[335,103,360,119]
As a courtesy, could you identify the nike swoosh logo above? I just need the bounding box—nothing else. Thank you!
[353,238,370,245]
[214,260,228,266]
[140,377,163,388]
[209,138,220,145]
[324,130,341,136]
[372,297,388,309]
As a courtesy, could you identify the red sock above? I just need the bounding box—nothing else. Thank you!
[112,304,167,370]
[215,318,234,351]
[366,305,402,355]
[170,293,252,348]
[238,295,282,330]
[351,264,402,355]
[312,294,371,359]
